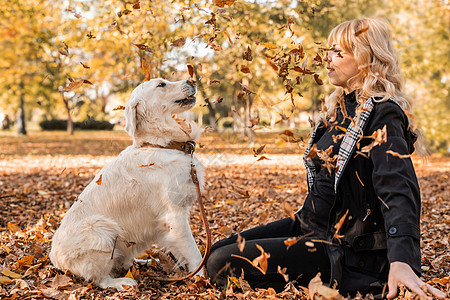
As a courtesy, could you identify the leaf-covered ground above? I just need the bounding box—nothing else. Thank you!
[0,131,449,299]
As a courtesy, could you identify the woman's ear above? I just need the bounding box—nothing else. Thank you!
[124,96,139,137]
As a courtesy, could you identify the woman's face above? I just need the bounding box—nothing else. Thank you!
[325,44,359,92]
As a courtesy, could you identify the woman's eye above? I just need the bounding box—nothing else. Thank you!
[157,82,166,88]
[331,47,342,53]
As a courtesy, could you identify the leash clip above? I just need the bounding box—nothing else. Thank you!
[183,141,196,156]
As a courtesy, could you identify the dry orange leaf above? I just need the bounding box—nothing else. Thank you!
[333,209,349,242]
[282,202,295,220]
[170,37,186,47]
[139,163,155,168]
[2,269,23,279]
[112,105,125,111]
[261,42,277,49]
[308,272,344,299]
[187,64,194,78]
[386,150,411,159]
[284,237,299,249]
[7,222,21,233]
[277,266,289,282]
[232,244,270,275]
[237,234,245,252]
[62,80,84,91]
[96,175,102,185]
[142,59,151,82]
[15,255,34,270]
[213,0,236,7]
[240,65,251,74]
[52,274,72,289]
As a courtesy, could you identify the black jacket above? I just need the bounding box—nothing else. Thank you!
[304,99,421,296]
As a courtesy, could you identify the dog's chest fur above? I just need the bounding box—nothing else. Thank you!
[62,146,203,242]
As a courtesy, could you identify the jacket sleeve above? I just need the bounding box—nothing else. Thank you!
[367,101,421,275]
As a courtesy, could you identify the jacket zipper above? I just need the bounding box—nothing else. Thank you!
[363,208,371,222]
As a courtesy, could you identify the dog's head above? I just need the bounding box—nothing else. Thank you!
[124,79,199,145]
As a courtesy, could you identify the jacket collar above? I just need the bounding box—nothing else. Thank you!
[303,97,375,192]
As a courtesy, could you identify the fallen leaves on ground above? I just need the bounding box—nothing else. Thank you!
[0,132,448,299]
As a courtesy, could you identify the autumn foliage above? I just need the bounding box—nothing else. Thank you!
[0,131,449,299]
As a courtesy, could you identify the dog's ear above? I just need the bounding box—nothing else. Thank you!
[124,96,140,136]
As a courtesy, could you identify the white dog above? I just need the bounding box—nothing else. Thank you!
[50,79,204,290]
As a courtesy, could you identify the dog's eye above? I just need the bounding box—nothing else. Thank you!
[157,82,166,88]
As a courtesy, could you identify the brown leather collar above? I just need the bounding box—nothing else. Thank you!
[140,141,196,155]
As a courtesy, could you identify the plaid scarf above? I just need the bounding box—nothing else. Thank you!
[303,97,376,192]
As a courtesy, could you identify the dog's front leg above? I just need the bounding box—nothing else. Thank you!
[160,213,203,275]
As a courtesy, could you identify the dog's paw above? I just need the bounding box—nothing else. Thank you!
[98,276,137,290]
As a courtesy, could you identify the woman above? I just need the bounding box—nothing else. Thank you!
[206,18,446,299]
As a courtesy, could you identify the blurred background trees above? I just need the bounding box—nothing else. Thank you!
[0,0,448,153]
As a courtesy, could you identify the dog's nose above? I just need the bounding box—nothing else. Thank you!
[186,78,196,87]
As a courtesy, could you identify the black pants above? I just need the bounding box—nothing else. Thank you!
[206,215,331,292]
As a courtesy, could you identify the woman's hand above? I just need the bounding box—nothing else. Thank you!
[387,261,447,299]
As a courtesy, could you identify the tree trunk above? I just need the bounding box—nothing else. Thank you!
[17,81,27,135]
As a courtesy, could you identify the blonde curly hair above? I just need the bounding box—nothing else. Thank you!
[323,17,426,153]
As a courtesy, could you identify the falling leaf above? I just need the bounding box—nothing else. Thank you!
[355,171,364,186]
[305,241,315,247]
[261,42,277,49]
[265,58,279,71]
[284,237,299,249]
[305,144,318,159]
[314,74,323,85]
[117,9,132,18]
[58,42,69,56]
[133,43,152,52]
[355,27,369,36]
[240,65,251,74]
[232,244,270,275]
[250,156,271,166]
[170,37,186,47]
[187,64,194,78]
[237,234,245,252]
[277,266,289,282]
[252,145,266,157]
[80,61,90,69]
[142,58,151,81]
[333,210,349,242]
[292,67,314,74]
[282,202,295,220]
[139,163,155,168]
[213,0,236,7]
[86,32,96,39]
[386,150,411,159]
[83,79,93,85]
[112,105,125,111]
[242,46,252,61]
[96,174,102,185]
[62,80,84,91]
[132,1,140,9]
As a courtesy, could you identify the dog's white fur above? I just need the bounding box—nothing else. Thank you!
[50,79,204,290]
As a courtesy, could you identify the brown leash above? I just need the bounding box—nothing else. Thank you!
[147,141,212,282]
